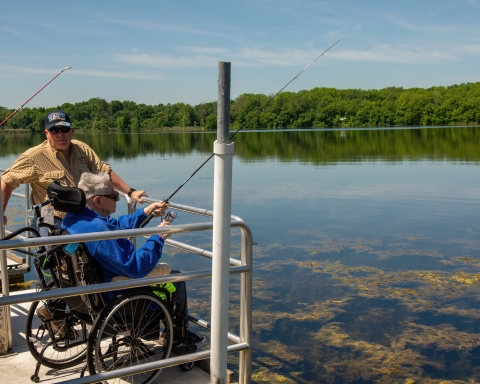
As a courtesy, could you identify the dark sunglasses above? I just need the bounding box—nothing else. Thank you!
[97,191,120,202]
[49,126,71,134]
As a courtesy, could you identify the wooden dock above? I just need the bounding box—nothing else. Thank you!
[2,250,28,273]
[0,250,30,290]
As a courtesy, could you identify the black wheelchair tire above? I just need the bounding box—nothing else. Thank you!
[180,361,195,371]
[26,300,88,369]
[87,290,173,384]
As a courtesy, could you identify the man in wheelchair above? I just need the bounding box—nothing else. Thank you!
[59,171,203,345]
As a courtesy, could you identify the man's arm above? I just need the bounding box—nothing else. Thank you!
[79,141,147,204]
[108,170,147,203]
[1,180,13,224]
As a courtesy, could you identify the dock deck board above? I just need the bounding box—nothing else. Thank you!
[1,251,29,276]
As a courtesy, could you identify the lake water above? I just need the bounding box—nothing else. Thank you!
[2,127,480,383]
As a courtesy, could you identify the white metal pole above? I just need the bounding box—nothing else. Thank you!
[210,62,233,384]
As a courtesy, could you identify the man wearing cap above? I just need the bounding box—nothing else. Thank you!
[1,110,146,224]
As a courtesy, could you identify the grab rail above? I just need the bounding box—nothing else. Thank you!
[0,184,252,384]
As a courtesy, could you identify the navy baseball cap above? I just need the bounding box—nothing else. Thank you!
[45,110,72,130]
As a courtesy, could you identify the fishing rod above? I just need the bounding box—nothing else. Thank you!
[0,66,72,129]
[140,38,344,227]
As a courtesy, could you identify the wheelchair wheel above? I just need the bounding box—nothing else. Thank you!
[180,361,194,371]
[26,300,88,369]
[87,290,173,384]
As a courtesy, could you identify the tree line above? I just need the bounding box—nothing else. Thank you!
[1,82,480,132]
[1,127,479,163]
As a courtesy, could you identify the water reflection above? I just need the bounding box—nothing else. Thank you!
[1,127,480,383]
[0,126,479,162]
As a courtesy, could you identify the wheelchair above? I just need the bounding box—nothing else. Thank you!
[3,182,196,383]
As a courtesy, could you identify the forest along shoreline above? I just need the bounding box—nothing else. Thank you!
[1,82,480,132]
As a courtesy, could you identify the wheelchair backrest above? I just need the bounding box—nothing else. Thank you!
[47,181,86,213]
[49,228,107,319]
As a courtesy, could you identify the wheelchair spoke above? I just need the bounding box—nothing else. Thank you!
[88,292,173,384]
[137,311,162,340]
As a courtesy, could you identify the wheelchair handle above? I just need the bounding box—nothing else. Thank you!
[32,197,57,219]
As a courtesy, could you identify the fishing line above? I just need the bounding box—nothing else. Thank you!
[140,38,344,227]
[0,66,71,129]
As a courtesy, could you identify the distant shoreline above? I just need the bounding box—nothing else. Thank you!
[0,126,209,134]
[1,123,480,135]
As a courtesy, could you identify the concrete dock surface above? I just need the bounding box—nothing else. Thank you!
[0,290,215,384]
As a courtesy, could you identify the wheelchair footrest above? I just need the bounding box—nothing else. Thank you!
[184,338,197,354]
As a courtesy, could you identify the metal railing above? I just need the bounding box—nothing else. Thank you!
[0,188,252,384]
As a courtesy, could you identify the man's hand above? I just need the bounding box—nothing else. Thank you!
[130,190,147,203]
[158,220,171,240]
[143,201,169,218]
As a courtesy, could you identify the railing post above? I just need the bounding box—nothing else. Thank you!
[24,184,31,270]
[125,195,137,247]
[239,228,252,384]
[0,176,12,353]
[211,61,233,384]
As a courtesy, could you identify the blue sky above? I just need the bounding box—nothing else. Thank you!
[1,0,479,108]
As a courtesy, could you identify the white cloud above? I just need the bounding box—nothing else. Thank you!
[241,0,351,28]
[235,48,311,65]
[0,26,20,34]
[457,44,480,56]
[464,0,480,7]
[0,65,161,80]
[106,18,233,39]
[349,42,480,63]
[114,41,480,69]
[0,65,60,75]
[329,45,457,64]
[180,47,229,55]
[114,46,341,68]
[114,53,217,68]
[378,12,480,36]
[71,69,162,80]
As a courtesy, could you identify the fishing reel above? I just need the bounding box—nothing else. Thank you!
[163,211,177,223]
[140,206,175,228]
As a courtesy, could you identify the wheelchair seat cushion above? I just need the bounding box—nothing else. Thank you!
[111,263,174,302]
[110,263,171,282]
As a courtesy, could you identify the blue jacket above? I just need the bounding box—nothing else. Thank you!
[62,207,165,284]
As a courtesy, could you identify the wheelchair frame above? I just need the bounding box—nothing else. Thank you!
[6,183,193,383]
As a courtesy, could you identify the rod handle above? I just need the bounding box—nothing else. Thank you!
[140,212,155,228]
